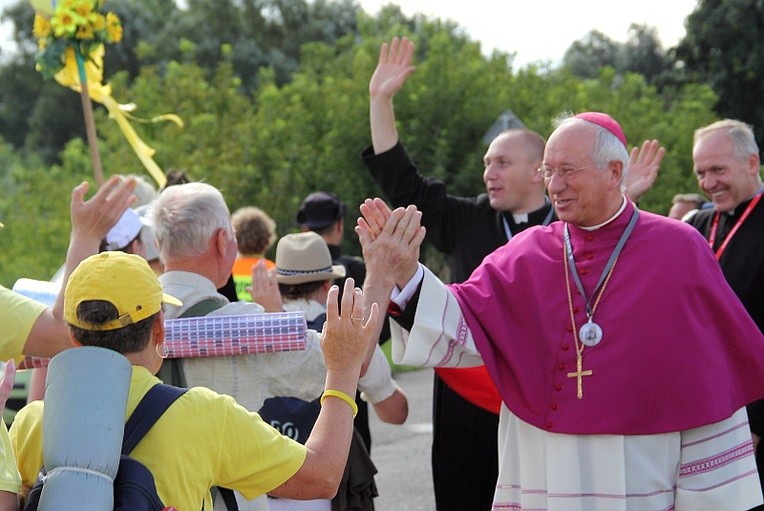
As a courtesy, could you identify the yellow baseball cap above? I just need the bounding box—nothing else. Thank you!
[64,251,182,331]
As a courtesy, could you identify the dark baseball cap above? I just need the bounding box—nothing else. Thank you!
[296,192,347,229]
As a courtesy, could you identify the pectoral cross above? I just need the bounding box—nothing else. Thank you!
[567,355,592,399]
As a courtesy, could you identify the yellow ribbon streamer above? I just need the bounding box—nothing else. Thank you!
[53,46,183,189]
[29,0,53,15]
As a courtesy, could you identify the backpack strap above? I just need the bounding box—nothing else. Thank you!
[123,386,241,510]
[306,312,327,332]
[218,487,238,510]
[179,298,225,319]
[122,384,187,455]
[23,386,186,511]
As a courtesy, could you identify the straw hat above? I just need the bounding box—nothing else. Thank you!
[276,232,346,285]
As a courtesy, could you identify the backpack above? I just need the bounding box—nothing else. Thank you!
[24,384,187,511]
[257,313,327,443]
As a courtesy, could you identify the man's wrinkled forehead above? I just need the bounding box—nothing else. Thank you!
[543,123,595,164]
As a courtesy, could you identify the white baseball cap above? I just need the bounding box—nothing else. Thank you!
[103,209,146,251]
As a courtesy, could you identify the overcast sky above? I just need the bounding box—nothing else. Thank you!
[357,0,700,66]
[2,0,700,67]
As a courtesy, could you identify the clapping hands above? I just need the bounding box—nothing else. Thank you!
[356,198,426,289]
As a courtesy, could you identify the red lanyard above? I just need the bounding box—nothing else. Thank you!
[708,193,763,260]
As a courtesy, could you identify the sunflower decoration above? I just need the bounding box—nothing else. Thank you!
[32,0,122,80]
[28,0,179,189]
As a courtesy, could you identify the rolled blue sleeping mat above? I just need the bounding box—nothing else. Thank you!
[38,347,132,511]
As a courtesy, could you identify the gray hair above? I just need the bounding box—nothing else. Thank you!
[693,119,759,160]
[150,182,234,262]
[553,113,630,186]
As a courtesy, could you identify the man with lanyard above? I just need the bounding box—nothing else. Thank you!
[357,110,764,510]
[687,118,764,510]
[362,36,665,510]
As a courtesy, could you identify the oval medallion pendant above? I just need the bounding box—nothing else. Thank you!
[579,321,603,347]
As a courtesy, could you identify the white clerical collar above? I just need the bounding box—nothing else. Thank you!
[579,196,627,231]
[512,212,529,224]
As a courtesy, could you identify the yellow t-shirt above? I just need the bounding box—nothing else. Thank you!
[11,366,306,510]
[0,420,20,493]
[0,285,46,363]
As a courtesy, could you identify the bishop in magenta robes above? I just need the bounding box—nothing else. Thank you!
[357,112,764,511]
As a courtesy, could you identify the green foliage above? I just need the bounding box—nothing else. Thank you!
[0,0,363,166]
[563,30,619,79]
[25,82,87,165]
[0,59,43,148]
[127,0,361,91]
[623,24,671,80]
[0,139,88,287]
[102,0,181,80]
[563,24,672,86]
[0,0,724,284]
[676,0,764,148]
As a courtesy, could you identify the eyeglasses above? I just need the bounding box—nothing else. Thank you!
[537,164,599,180]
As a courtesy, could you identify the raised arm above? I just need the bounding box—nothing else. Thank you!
[27,176,136,403]
[369,36,416,154]
[624,139,665,203]
[25,175,137,357]
[269,278,380,499]
[371,385,408,424]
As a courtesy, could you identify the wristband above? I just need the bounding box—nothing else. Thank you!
[320,389,358,417]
